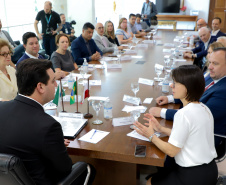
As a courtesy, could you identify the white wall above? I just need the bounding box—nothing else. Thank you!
[67,0,95,36]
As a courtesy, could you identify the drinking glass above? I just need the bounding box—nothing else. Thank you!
[155,64,163,81]
[130,110,141,129]
[164,57,170,69]
[131,82,139,97]
[117,53,121,64]
[80,67,85,84]
[91,100,103,124]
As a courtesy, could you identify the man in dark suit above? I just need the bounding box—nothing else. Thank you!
[211,17,226,38]
[71,22,103,65]
[148,48,226,147]
[184,27,217,69]
[0,59,94,185]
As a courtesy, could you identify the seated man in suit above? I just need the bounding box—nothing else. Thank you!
[93,23,123,54]
[17,32,65,80]
[217,36,226,47]
[0,19,24,64]
[135,14,151,32]
[211,17,226,38]
[71,22,103,65]
[184,27,216,69]
[149,48,226,148]
[127,14,146,37]
[0,59,95,185]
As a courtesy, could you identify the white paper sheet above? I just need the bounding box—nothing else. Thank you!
[127,130,160,141]
[136,44,148,48]
[89,80,101,86]
[79,129,110,144]
[107,64,122,69]
[143,98,153,104]
[88,96,109,101]
[121,55,132,61]
[112,117,133,127]
[123,95,140,106]
[122,105,147,113]
[142,40,154,44]
[138,78,154,86]
[58,112,83,119]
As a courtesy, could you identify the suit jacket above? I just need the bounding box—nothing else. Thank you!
[71,34,103,65]
[165,77,226,147]
[1,30,17,47]
[17,53,44,65]
[141,2,157,19]
[215,30,226,38]
[192,36,217,58]
[0,95,72,185]
[93,32,115,54]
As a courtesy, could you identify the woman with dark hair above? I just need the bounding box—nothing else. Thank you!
[0,38,17,101]
[104,20,120,46]
[134,65,218,185]
[51,33,78,75]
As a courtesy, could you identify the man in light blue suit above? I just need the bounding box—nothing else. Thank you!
[149,48,226,147]
[71,22,103,65]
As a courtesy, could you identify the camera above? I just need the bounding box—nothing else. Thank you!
[46,26,53,35]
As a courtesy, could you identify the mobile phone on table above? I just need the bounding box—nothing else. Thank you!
[134,145,146,157]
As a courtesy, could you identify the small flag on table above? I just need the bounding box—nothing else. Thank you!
[70,81,77,105]
[53,84,65,106]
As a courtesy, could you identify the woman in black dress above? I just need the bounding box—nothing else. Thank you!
[104,20,120,46]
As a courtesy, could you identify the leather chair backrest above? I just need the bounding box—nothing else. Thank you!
[0,153,35,185]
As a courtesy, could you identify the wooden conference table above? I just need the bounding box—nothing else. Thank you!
[61,31,193,185]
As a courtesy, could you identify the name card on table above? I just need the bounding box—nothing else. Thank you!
[43,101,57,110]
[163,49,171,53]
[102,57,119,62]
[155,63,164,70]
[59,112,84,119]
[138,78,154,86]
[89,80,101,86]
[136,44,148,48]
[107,64,122,69]
[142,40,155,44]
[164,43,175,48]
[63,95,82,102]
[122,105,147,113]
[121,55,132,61]
[88,96,109,101]
[125,50,137,54]
[112,117,134,127]
[94,65,105,69]
[174,59,186,62]
[143,98,153,104]
[123,95,140,106]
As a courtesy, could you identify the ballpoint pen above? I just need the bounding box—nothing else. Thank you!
[90,129,97,139]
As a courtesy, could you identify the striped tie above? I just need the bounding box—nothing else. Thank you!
[205,81,214,91]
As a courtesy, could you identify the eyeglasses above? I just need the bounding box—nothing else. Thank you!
[98,27,104,30]
[0,52,13,58]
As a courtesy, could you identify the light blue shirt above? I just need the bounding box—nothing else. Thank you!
[144,2,151,15]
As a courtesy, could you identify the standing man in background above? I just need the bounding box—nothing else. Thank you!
[34,1,62,57]
[141,0,158,27]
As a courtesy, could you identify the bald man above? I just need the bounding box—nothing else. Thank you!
[197,18,207,30]
[34,1,62,57]
[184,27,217,69]
[217,36,226,47]
[93,23,123,54]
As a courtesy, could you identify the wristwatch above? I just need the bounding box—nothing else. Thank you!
[149,133,156,142]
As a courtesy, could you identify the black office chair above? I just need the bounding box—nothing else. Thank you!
[0,153,90,185]
[215,134,226,185]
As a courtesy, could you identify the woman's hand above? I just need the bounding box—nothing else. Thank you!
[134,121,154,139]
[143,113,162,132]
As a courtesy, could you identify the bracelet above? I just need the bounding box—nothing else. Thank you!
[149,133,156,142]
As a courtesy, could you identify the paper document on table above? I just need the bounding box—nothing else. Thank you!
[88,96,109,101]
[142,40,154,44]
[122,105,147,113]
[43,101,57,110]
[107,64,122,69]
[138,78,154,86]
[121,55,132,61]
[123,95,140,105]
[112,117,133,127]
[164,43,175,48]
[143,98,153,104]
[94,65,105,69]
[102,57,118,62]
[59,112,83,119]
[163,49,171,53]
[127,130,161,141]
[63,73,92,81]
[174,59,186,62]
[125,50,137,54]
[79,129,110,144]
[136,44,148,48]
[121,44,129,47]
[90,80,101,86]
[52,116,88,138]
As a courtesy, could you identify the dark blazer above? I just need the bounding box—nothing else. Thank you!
[165,77,226,147]
[192,36,217,58]
[71,34,103,65]
[17,53,44,65]
[141,2,157,19]
[215,30,226,38]
[0,95,72,185]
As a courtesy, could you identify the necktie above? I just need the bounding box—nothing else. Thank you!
[205,81,214,91]
[102,37,108,47]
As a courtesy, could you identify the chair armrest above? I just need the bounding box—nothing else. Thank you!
[57,161,87,185]
[214,134,226,138]
[14,40,21,46]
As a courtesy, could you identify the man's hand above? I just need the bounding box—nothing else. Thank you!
[118,46,123,50]
[64,139,70,146]
[52,30,57,35]
[149,107,162,117]
[37,33,44,40]
[184,53,193,59]
[91,51,101,61]
[156,96,168,105]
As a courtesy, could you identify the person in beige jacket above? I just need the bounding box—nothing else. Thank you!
[0,38,17,101]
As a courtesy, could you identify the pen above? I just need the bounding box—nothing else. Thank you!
[90,130,97,139]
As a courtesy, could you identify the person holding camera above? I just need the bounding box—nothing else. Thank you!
[34,1,62,57]
[59,13,72,36]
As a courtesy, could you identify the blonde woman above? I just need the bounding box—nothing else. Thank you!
[115,18,133,44]
[0,39,17,101]
[104,20,120,46]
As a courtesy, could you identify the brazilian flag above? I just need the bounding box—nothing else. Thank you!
[70,81,77,105]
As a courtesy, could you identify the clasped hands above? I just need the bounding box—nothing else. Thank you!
[91,51,101,61]
[183,51,193,59]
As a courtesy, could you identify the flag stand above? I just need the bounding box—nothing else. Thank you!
[75,77,81,113]
[84,77,93,118]
[60,79,66,112]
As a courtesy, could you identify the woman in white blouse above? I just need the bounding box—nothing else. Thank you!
[134,65,218,185]
[0,39,17,101]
